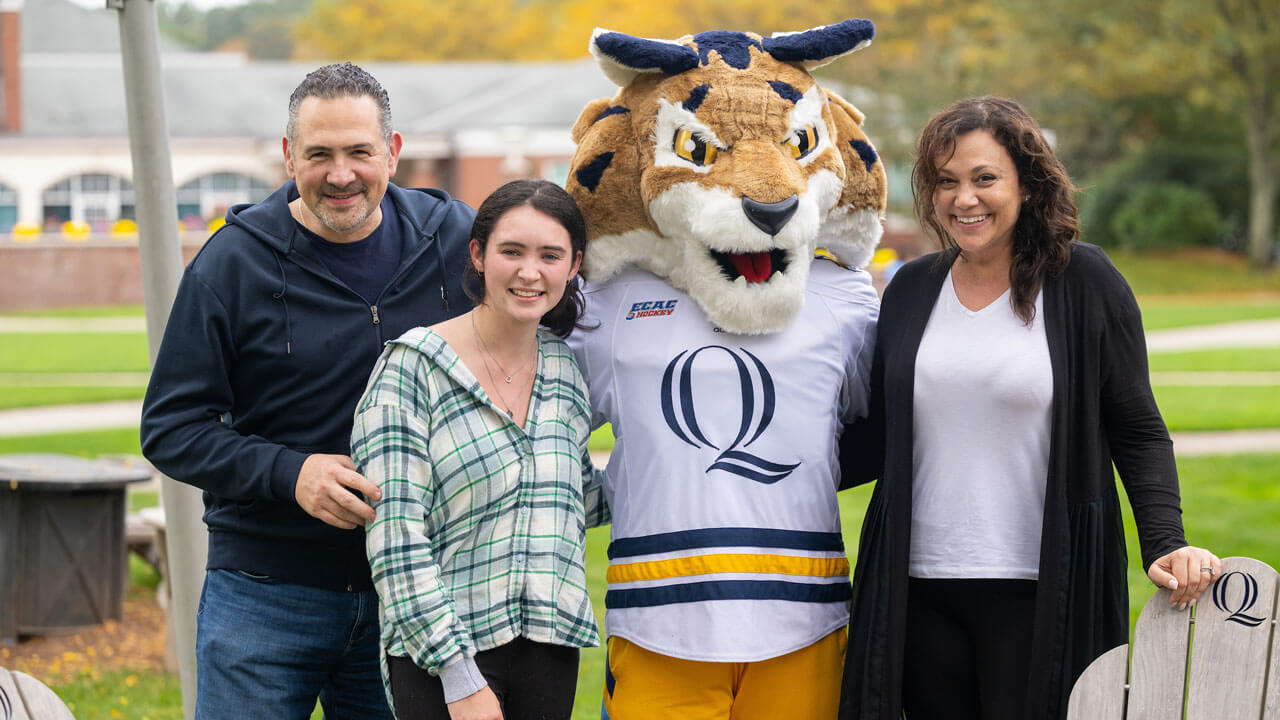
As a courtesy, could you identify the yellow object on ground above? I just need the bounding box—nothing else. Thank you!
[10,223,40,243]
[111,218,139,241]
[61,220,91,241]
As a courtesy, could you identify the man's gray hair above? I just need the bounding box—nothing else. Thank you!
[286,62,393,147]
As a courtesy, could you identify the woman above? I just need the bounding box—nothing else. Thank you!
[352,179,608,720]
[839,97,1220,720]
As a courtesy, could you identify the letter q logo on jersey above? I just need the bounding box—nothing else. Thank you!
[660,345,800,484]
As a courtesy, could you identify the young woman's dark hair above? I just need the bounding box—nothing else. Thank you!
[912,96,1078,324]
[463,179,588,338]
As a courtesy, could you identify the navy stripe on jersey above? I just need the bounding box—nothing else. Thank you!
[607,527,844,559]
[605,579,852,608]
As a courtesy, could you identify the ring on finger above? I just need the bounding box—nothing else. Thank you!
[1200,566,1216,575]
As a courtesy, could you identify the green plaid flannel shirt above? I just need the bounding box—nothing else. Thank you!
[352,327,609,689]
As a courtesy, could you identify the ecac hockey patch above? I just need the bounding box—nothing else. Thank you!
[625,299,678,320]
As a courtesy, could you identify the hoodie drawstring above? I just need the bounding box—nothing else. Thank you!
[434,232,451,312]
[271,250,293,355]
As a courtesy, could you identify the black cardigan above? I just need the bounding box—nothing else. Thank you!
[839,243,1187,719]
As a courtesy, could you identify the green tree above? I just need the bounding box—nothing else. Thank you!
[998,0,1278,266]
[158,0,314,58]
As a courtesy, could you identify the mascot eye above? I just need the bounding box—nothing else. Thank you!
[674,128,719,166]
[785,126,818,160]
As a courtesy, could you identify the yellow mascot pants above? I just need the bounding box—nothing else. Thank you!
[601,628,846,720]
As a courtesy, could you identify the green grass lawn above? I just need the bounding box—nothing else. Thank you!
[1139,301,1280,331]
[52,668,182,720]
[0,333,150,373]
[1152,385,1280,432]
[1148,347,1280,372]
[1111,249,1280,296]
[6,304,145,317]
[0,428,141,456]
[0,385,146,410]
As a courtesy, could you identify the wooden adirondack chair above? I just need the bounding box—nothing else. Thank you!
[1067,556,1280,719]
[0,666,76,720]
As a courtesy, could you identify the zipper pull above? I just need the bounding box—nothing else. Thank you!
[370,305,381,325]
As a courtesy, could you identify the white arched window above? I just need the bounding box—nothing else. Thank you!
[177,172,273,228]
[41,174,135,231]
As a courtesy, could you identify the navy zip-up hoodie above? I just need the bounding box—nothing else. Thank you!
[141,180,474,591]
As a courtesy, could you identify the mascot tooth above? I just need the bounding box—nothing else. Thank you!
[564,19,886,719]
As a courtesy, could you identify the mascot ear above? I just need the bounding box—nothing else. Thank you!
[590,27,699,87]
[763,18,875,71]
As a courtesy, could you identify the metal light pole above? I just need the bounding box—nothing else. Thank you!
[111,1,206,717]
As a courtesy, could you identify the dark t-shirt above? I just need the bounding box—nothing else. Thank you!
[297,194,404,305]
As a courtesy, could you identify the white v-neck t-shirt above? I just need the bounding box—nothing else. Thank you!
[909,269,1052,580]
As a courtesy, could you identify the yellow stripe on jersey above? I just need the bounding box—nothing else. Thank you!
[606,553,850,584]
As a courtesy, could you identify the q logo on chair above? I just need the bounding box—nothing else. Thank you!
[1210,571,1267,627]
[660,345,800,484]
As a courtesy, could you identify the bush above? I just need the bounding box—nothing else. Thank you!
[1109,182,1223,251]
[1078,142,1247,249]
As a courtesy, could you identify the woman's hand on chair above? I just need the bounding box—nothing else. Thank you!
[1147,545,1221,610]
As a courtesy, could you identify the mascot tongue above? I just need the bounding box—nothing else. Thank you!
[728,252,773,283]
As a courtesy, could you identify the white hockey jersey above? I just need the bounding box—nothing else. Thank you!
[567,259,878,661]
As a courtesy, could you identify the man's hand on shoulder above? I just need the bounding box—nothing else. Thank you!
[295,454,381,529]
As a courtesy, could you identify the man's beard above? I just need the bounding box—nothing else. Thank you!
[312,184,374,235]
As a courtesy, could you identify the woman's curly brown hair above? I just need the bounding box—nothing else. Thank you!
[912,96,1077,324]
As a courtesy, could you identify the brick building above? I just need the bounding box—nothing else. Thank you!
[0,0,615,237]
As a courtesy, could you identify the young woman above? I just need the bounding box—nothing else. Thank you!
[839,97,1221,720]
[352,179,608,720]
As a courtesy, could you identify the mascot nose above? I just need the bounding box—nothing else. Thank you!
[741,195,799,236]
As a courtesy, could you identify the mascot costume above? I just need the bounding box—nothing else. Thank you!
[564,18,886,719]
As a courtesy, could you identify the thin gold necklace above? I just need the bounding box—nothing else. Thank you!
[471,311,536,418]
[471,311,535,382]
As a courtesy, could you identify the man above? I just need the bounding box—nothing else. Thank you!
[141,62,474,718]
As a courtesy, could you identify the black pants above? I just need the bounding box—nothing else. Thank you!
[388,636,579,720]
[902,577,1037,720]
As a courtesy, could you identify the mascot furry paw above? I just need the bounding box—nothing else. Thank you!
[567,19,886,334]
[564,19,884,719]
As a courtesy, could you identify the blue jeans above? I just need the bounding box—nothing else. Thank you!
[195,569,392,720]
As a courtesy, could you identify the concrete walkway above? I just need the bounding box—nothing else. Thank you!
[1146,318,1280,352]
[0,316,146,333]
[0,400,142,437]
[1168,429,1280,456]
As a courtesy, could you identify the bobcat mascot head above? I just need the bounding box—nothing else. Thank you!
[566,19,887,334]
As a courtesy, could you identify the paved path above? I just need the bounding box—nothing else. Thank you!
[1146,318,1280,352]
[0,400,143,437]
[1150,371,1280,386]
[0,316,146,332]
[1168,429,1280,456]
